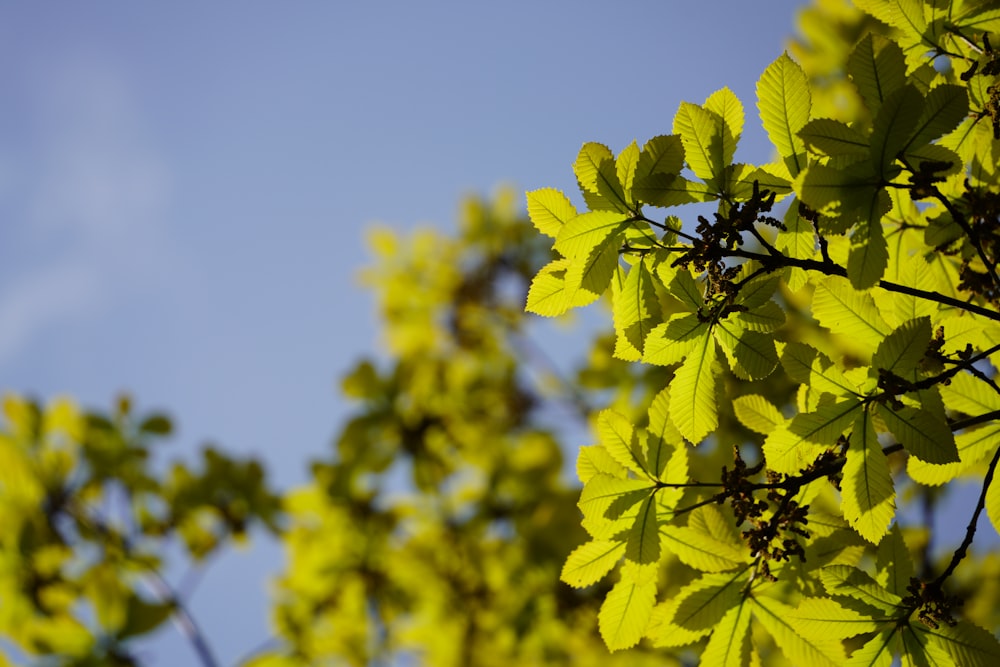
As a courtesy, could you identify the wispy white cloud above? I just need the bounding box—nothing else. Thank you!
[0,54,172,366]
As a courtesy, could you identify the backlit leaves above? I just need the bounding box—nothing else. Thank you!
[758,53,812,176]
[515,5,1000,663]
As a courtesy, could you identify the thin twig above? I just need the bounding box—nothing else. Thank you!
[931,443,1000,589]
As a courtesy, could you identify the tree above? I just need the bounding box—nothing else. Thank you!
[4,0,1000,665]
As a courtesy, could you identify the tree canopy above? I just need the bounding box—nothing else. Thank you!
[4,0,1000,665]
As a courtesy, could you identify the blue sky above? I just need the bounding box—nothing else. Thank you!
[1,2,814,664]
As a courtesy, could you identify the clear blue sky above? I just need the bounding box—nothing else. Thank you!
[0,2,817,664]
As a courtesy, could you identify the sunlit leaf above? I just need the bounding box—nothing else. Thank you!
[841,409,896,544]
[598,564,658,651]
[561,540,626,588]
[757,52,811,176]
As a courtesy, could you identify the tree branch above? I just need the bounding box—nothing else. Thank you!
[930,443,1000,590]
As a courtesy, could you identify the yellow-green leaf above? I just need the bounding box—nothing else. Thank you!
[878,404,958,464]
[574,142,614,195]
[597,409,646,476]
[561,539,626,589]
[612,259,661,360]
[753,595,846,666]
[820,565,902,615]
[661,525,746,572]
[598,566,658,651]
[842,409,896,544]
[921,620,1000,667]
[669,330,718,443]
[626,494,660,565]
[757,52,811,176]
[847,33,906,118]
[701,597,752,667]
[733,394,785,435]
[526,258,598,316]
[525,188,577,239]
[788,597,880,640]
[871,317,931,377]
[812,276,891,354]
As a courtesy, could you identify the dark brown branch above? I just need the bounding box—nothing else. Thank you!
[930,443,1000,590]
[726,248,1000,322]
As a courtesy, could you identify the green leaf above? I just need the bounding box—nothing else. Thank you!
[727,163,792,199]
[564,237,621,302]
[940,369,1000,416]
[956,3,1000,34]
[876,524,913,598]
[780,340,821,384]
[574,142,614,195]
[554,210,630,259]
[594,155,630,212]
[795,161,883,222]
[668,268,704,310]
[671,571,745,634]
[561,539,626,588]
[799,118,870,160]
[845,629,897,667]
[669,330,718,443]
[615,140,640,198]
[869,84,924,177]
[878,404,958,464]
[646,387,684,480]
[138,414,172,436]
[921,620,1000,667]
[701,598,752,667]
[903,143,962,177]
[871,317,931,378]
[735,271,780,308]
[820,565,903,615]
[612,260,661,360]
[598,564,658,651]
[118,594,175,640]
[674,100,726,185]
[903,623,957,667]
[904,84,969,152]
[690,503,741,546]
[633,172,702,207]
[808,352,859,398]
[733,394,785,435]
[714,321,778,381]
[525,188,577,239]
[841,409,896,544]
[526,258,598,316]
[597,409,646,476]
[909,422,1000,486]
[764,398,862,474]
[812,276,891,353]
[643,314,709,367]
[847,33,907,117]
[704,87,744,167]
[661,524,747,572]
[579,474,654,530]
[847,215,889,289]
[754,596,847,666]
[735,300,786,332]
[787,597,880,640]
[634,134,685,181]
[757,52,811,176]
[577,444,628,484]
[776,203,815,291]
[626,494,660,565]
